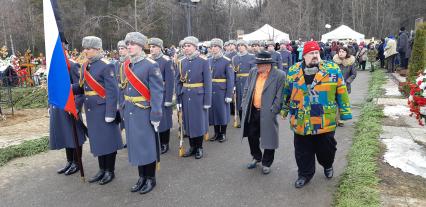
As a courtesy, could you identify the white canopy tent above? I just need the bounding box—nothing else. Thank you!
[240,24,290,42]
[321,25,365,43]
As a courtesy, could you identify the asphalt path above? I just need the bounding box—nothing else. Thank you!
[0,71,369,207]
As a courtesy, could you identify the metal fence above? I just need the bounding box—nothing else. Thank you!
[0,68,46,88]
[0,70,47,117]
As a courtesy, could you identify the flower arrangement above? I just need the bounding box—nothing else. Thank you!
[408,68,426,126]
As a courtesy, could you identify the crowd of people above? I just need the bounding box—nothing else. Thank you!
[0,47,47,87]
[45,25,414,195]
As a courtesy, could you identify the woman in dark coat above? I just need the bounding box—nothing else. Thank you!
[377,39,385,68]
[333,46,357,93]
[333,46,357,127]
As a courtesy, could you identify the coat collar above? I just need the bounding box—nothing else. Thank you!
[251,68,278,92]
[262,69,275,92]
[293,61,329,91]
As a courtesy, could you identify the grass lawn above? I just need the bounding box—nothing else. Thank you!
[333,69,386,207]
[0,137,49,167]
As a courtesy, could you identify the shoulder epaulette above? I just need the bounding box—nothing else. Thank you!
[223,56,231,61]
[101,58,110,64]
[200,56,208,60]
[146,57,156,64]
[162,55,170,61]
[69,59,77,63]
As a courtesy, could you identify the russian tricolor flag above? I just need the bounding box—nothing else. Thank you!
[43,0,77,118]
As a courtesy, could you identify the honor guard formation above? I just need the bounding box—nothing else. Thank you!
[49,32,353,194]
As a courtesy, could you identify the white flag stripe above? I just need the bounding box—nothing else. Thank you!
[43,0,60,77]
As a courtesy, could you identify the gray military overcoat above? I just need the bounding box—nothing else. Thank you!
[123,57,163,166]
[241,67,286,149]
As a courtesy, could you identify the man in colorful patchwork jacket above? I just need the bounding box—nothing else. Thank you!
[280,41,352,188]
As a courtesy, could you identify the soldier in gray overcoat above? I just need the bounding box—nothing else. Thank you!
[241,51,285,175]
[232,40,256,126]
[250,40,262,55]
[148,37,174,154]
[49,59,86,176]
[223,41,230,56]
[225,39,238,60]
[176,36,212,159]
[114,40,128,132]
[208,38,234,143]
[266,40,283,71]
[74,36,123,185]
[123,32,163,194]
[278,40,293,73]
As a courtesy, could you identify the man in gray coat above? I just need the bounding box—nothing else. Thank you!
[74,36,123,185]
[123,32,163,194]
[176,36,212,159]
[241,51,286,174]
[226,39,238,60]
[397,27,409,69]
[148,37,174,154]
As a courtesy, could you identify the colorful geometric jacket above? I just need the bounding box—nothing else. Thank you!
[280,60,352,135]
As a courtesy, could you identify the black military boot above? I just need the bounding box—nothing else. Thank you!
[195,148,204,159]
[88,170,105,183]
[99,152,116,185]
[217,134,225,142]
[160,130,170,154]
[217,125,227,143]
[237,110,243,128]
[131,177,146,192]
[64,162,79,176]
[99,171,115,185]
[182,147,196,157]
[209,125,220,141]
[183,139,196,157]
[58,148,74,174]
[139,177,156,194]
[57,162,72,174]
[161,144,169,154]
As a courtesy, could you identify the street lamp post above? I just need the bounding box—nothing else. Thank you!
[178,0,200,37]
[325,24,331,41]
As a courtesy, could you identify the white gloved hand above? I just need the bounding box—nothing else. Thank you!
[203,105,211,109]
[105,117,115,123]
[164,102,173,107]
[151,121,160,132]
[225,97,232,103]
[233,87,236,91]
[176,104,182,111]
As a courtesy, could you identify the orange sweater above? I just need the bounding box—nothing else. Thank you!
[253,68,271,109]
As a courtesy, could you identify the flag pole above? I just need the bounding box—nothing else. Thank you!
[71,116,85,182]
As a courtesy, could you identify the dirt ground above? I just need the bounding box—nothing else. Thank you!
[0,108,49,148]
[378,144,426,207]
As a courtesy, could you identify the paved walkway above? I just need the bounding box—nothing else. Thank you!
[378,73,426,207]
[0,71,370,207]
